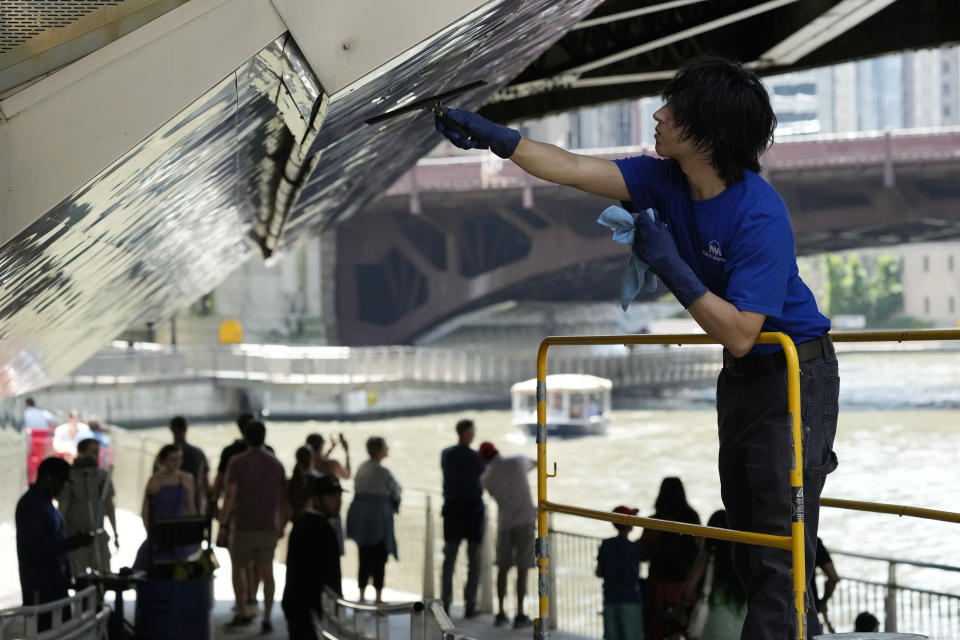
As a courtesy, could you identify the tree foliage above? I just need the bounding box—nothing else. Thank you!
[823,253,903,326]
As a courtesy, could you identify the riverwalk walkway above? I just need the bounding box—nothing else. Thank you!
[0,507,585,640]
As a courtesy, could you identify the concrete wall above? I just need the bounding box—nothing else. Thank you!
[28,378,507,427]
[30,379,243,426]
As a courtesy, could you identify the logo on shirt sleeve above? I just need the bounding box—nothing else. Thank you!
[703,240,726,263]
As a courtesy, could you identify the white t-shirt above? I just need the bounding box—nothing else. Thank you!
[481,454,536,531]
[53,422,91,456]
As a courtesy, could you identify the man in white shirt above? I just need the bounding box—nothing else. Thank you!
[53,410,91,463]
[478,441,536,629]
[23,397,56,430]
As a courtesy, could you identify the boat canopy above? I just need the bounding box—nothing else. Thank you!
[511,374,612,394]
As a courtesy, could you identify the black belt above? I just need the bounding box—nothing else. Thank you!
[722,335,834,376]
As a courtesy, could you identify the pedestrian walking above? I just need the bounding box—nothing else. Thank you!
[219,420,286,633]
[282,474,345,640]
[58,438,118,575]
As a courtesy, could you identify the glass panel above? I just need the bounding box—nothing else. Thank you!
[569,392,584,418]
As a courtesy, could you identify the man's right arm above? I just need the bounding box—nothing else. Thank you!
[510,138,631,201]
[17,503,86,557]
[437,109,631,201]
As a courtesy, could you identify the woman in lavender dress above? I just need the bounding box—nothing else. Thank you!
[134,444,197,569]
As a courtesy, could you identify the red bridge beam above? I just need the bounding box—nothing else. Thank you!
[387,127,960,196]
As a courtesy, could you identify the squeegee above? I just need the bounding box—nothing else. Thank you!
[364,80,486,140]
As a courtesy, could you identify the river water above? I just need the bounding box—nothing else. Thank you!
[137,350,960,592]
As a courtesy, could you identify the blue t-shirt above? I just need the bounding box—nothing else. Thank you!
[440,444,485,503]
[597,536,647,604]
[615,155,830,355]
[16,485,72,603]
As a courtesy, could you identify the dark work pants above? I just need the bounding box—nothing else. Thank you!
[441,537,482,611]
[358,542,389,591]
[717,352,839,640]
[282,602,319,640]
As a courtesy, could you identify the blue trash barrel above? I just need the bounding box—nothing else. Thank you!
[135,576,213,640]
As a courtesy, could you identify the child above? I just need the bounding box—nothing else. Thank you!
[596,506,648,640]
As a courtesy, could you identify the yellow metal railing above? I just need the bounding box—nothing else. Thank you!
[533,328,960,640]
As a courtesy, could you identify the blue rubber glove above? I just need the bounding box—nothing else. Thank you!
[632,212,708,308]
[434,108,521,159]
[596,205,659,311]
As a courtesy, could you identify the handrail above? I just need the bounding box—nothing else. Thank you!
[829,329,960,343]
[535,327,960,640]
[830,548,960,574]
[319,588,474,640]
[541,501,792,550]
[329,594,425,615]
[0,586,96,618]
[0,586,105,640]
[548,526,960,577]
[821,497,960,524]
[535,331,807,639]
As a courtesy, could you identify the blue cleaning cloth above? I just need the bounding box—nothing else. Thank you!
[596,205,659,311]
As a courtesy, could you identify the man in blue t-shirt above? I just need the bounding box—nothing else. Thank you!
[434,56,839,640]
[440,418,487,617]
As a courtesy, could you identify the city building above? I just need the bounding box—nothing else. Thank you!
[898,243,960,327]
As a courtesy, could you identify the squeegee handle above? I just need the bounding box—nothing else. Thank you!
[434,105,474,142]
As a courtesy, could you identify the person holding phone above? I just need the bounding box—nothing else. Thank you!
[306,433,351,480]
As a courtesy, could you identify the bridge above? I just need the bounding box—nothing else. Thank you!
[334,127,960,345]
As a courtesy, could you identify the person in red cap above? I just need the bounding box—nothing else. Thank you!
[478,441,537,628]
[597,505,648,640]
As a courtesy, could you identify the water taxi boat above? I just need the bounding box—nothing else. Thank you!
[511,373,612,437]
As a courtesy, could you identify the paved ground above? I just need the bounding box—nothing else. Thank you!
[2,509,588,640]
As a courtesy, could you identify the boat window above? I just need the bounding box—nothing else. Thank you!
[550,392,563,412]
[524,394,536,412]
[569,393,584,418]
[588,392,603,416]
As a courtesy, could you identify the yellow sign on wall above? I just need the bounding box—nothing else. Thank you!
[219,319,243,344]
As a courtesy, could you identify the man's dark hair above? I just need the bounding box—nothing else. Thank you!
[366,436,386,458]
[455,419,474,436]
[169,415,188,432]
[37,457,70,483]
[306,433,324,451]
[246,421,266,447]
[854,612,879,632]
[662,56,776,185]
[25,397,35,407]
[236,412,254,435]
[77,438,100,454]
